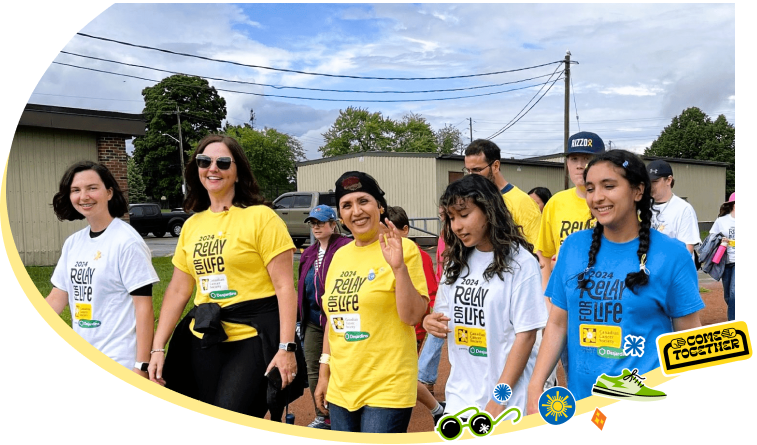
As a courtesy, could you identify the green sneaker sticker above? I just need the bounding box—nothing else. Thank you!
[597,347,627,359]
[469,346,487,357]
[78,320,101,328]
[210,290,237,300]
[591,368,666,401]
[344,331,370,342]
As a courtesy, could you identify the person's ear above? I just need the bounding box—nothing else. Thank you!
[633,183,645,202]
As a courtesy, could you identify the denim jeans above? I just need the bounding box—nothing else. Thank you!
[417,334,444,384]
[329,403,413,433]
[721,263,735,321]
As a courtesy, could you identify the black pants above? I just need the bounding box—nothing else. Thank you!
[190,334,268,417]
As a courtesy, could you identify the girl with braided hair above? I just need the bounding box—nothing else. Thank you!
[526,150,704,408]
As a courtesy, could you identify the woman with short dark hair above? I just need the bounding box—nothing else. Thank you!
[46,160,158,377]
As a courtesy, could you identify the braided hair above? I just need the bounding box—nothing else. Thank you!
[439,174,533,285]
[577,150,653,293]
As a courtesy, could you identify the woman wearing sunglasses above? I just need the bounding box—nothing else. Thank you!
[148,134,301,418]
[297,204,351,429]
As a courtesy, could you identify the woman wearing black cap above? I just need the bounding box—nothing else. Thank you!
[298,204,351,429]
[314,171,430,433]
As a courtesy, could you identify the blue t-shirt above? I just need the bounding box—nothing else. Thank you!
[546,229,704,400]
[303,264,322,325]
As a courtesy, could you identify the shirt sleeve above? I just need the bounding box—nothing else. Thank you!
[119,240,159,293]
[679,205,702,245]
[51,236,72,291]
[419,248,438,308]
[510,255,548,333]
[665,250,705,318]
[403,238,429,302]
[256,209,296,266]
[545,236,570,311]
[535,200,557,258]
[172,216,191,275]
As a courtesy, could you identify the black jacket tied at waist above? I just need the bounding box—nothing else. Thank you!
[163,296,306,415]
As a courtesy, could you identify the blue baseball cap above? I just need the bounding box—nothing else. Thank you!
[567,131,605,155]
[304,204,336,223]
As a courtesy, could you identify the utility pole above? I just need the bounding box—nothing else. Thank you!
[563,51,571,190]
[176,104,186,198]
[469,117,473,143]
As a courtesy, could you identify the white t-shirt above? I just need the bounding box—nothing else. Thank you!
[651,194,701,247]
[52,218,159,368]
[435,246,548,414]
[710,214,736,263]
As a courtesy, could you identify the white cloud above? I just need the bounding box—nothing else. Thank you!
[600,86,664,97]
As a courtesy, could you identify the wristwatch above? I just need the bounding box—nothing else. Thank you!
[279,342,297,352]
[135,361,149,372]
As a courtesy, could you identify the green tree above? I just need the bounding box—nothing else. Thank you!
[132,74,227,205]
[320,107,393,157]
[392,113,437,153]
[223,124,305,201]
[320,107,453,157]
[645,107,735,196]
[127,156,148,203]
[435,123,465,154]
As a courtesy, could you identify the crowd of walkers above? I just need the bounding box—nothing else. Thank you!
[46,131,734,433]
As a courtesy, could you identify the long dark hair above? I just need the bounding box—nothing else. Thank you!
[439,174,533,285]
[579,149,652,293]
[718,201,734,217]
[183,134,265,212]
[52,160,128,221]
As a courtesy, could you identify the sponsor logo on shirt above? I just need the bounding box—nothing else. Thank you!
[210,290,237,300]
[344,331,370,342]
[597,347,627,359]
[78,320,101,328]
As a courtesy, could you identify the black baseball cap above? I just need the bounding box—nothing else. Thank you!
[567,131,605,155]
[647,160,673,180]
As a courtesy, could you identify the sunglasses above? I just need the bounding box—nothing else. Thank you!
[196,154,235,170]
[435,407,521,441]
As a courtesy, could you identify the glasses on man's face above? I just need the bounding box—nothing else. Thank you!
[196,154,235,170]
[462,160,495,175]
[308,220,328,228]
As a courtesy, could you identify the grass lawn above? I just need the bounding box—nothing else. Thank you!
[25,258,300,329]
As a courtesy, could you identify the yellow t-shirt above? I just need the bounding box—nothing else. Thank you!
[502,185,542,248]
[535,187,595,259]
[173,205,295,342]
[324,237,429,411]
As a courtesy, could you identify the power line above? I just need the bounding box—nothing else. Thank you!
[571,75,580,132]
[76,32,563,81]
[59,51,561,95]
[486,64,565,140]
[52,61,564,103]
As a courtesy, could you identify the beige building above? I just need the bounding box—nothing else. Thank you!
[8,104,144,266]
[297,151,727,239]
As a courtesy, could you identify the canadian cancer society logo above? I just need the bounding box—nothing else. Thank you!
[656,320,752,376]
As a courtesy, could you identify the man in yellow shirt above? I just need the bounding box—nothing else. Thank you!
[464,139,541,248]
[534,130,605,384]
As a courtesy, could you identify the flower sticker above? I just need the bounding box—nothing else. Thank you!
[623,334,646,357]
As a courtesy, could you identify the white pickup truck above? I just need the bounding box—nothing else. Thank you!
[272,191,338,248]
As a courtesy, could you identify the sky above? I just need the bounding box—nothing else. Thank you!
[26,3,735,161]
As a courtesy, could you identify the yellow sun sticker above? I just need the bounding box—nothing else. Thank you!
[579,324,622,348]
[656,320,751,376]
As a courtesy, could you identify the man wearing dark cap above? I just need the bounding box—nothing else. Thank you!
[648,159,700,255]
[534,130,605,385]
[464,139,541,246]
